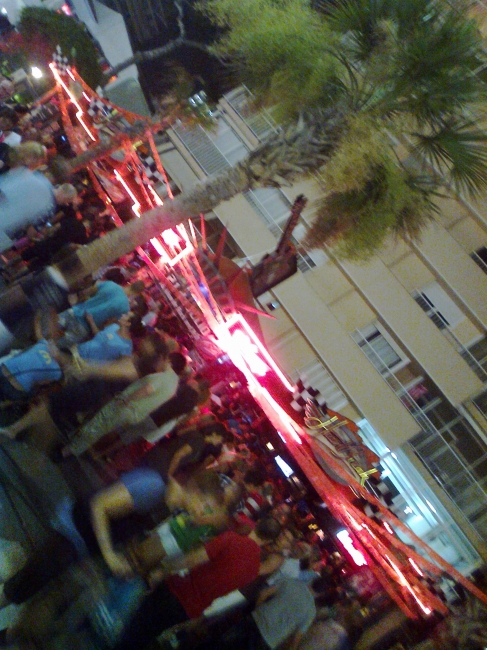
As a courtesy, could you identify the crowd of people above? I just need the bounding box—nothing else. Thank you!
[0,96,370,650]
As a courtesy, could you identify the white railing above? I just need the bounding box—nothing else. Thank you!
[224,86,279,141]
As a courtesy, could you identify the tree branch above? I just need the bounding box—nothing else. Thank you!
[101,0,215,84]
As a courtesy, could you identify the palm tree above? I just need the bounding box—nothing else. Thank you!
[54,0,487,286]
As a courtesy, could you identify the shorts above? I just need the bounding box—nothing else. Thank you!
[155,521,183,559]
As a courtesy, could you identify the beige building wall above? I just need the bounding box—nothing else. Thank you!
[338,256,484,406]
[272,273,421,448]
[411,222,487,331]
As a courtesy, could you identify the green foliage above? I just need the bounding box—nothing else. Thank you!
[201,0,487,258]
[203,0,344,119]
[18,7,102,89]
[412,119,487,197]
[305,162,439,260]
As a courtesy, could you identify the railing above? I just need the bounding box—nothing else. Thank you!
[224,86,280,141]
[171,121,233,176]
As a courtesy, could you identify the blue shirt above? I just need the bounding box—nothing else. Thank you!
[77,323,133,362]
[70,281,130,328]
[3,339,62,392]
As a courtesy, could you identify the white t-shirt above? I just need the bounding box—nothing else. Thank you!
[2,131,21,146]
[252,579,316,649]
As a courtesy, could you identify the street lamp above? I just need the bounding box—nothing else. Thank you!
[31,67,43,79]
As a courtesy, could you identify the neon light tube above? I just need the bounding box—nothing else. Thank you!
[50,63,96,142]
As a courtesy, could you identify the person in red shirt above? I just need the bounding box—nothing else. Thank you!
[113,516,282,650]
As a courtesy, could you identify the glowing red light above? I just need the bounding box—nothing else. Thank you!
[224,314,294,392]
[114,170,141,216]
[50,64,96,142]
[408,558,424,577]
[161,229,181,247]
[230,330,269,376]
[383,522,394,535]
[336,530,367,566]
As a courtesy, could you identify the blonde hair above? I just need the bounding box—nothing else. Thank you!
[55,183,77,203]
[10,142,47,169]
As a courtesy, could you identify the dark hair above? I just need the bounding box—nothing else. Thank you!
[103,268,126,285]
[255,516,281,542]
[131,295,149,317]
[137,334,169,375]
[168,351,187,375]
[243,466,266,488]
[129,280,146,294]
[0,106,19,127]
[200,421,231,441]
[312,578,340,608]
[129,314,146,338]
[193,470,224,499]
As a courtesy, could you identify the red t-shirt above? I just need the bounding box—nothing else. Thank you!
[168,530,261,618]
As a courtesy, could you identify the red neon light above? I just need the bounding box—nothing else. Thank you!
[408,558,424,577]
[168,243,194,267]
[230,330,269,376]
[161,229,181,247]
[337,529,367,566]
[148,184,164,206]
[386,556,432,616]
[383,522,394,535]
[114,169,141,216]
[224,314,294,392]
[50,63,96,142]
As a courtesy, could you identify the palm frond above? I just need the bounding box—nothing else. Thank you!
[380,2,487,122]
[326,0,392,62]
[412,119,487,197]
[304,163,438,259]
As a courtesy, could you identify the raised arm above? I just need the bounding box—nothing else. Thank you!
[68,356,138,383]
[90,481,138,578]
[167,444,193,478]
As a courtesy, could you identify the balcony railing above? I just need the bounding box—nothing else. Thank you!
[223,86,279,141]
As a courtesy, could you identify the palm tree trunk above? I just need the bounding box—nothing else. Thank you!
[54,109,344,287]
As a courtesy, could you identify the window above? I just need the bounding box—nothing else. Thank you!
[412,282,464,330]
[172,115,248,176]
[352,323,408,375]
[471,246,487,275]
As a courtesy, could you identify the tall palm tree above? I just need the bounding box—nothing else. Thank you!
[54,0,487,286]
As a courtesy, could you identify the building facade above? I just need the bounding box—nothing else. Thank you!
[154,85,487,575]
